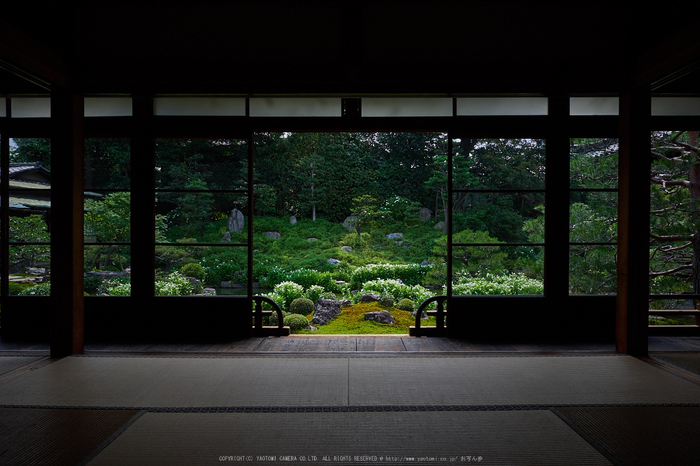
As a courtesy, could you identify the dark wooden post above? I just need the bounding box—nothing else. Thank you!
[617,91,651,356]
[545,96,570,300]
[130,97,155,303]
[50,90,84,357]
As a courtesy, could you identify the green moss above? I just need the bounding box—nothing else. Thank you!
[298,301,436,335]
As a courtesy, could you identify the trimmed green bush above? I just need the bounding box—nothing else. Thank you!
[179,263,206,281]
[18,282,51,296]
[289,297,314,315]
[350,263,430,289]
[395,298,415,312]
[274,281,305,310]
[268,310,290,326]
[284,313,310,332]
[450,273,543,295]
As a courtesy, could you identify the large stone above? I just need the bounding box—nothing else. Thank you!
[386,232,404,239]
[364,310,395,325]
[360,293,381,303]
[341,246,353,252]
[228,208,244,232]
[264,231,281,239]
[434,221,446,232]
[420,207,432,222]
[26,267,46,275]
[327,258,340,265]
[343,216,358,231]
[221,231,232,242]
[421,259,431,267]
[311,299,345,326]
[307,238,318,241]
[202,288,217,296]
[290,215,297,225]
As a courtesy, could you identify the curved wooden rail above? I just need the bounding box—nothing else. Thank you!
[409,295,448,337]
[252,295,290,336]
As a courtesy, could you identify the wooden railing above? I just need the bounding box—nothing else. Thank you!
[409,295,448,337]
[252,295,290,336]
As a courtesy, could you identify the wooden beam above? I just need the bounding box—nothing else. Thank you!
[50,90,84,357]
[616,91,651,356]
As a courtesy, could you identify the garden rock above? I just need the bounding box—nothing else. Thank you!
[395,241,403,246]
[402,242,412,248]
[341,246,353,252]
[412,309,428,320]
[360,293,381,303]
[420,207,431,222]
[26,267,46,275]
[307,238,318,241]
[228,208,244,232]
[364,310,395,325]
[290,216,297,225]
[343,216,358,231]
[310,299,344,326]
[434,221,446,232]
[264,231,281,239]
[327,258,340,265]
[421,259,431,266]
[220,281,232,288]
[386,232,404,239]
[221,231,232,242]
[202,288,216,296]
[306,325,318,331]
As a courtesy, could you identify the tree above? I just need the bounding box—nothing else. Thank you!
[84,192,131,270]
[349,194,388,237]
[9,215,50,268]
[11,138,51,169]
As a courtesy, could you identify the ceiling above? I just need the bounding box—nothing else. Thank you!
[1,1,699,96]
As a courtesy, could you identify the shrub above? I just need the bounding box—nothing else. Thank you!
[268,310,290,326]
[304,285,326,303]
[84,275,103,294]
[106,283,131,296]
[284,313,310,332]
[450,273,543,295]
[395,298,415,312]
[274,281,305,310]
[289,297,314,315]
[361,278,434,304]
[179,263,206,281]
[155,271,197,296]
[350,263,430,289]
[264,267,337,291]
[18,282,51,296]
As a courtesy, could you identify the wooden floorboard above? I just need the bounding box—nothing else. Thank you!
[357,336,407,352]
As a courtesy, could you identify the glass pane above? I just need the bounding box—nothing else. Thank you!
[11,97,51,118]
[9,245,50,296]
[456,97,548,116]
[156,193,248,243]
[84,97,132,117]
[85,139,130,190]
[0,98,6,117]
[249,98,341,117]
[652,97,700,116]
[649,298,699,326]
[155,245,248,296]
[452,138,546,190]
[569,245,617,295]
[569,192,617,243]
[154,97,246,116]
[570,138,618,189]
[84,246,132,295]
[650,131,700,296]
[452,193,545,243]
[362,98,452,117]
[570,97,619,116]
[10,138,51,169]
[451,245,544,295]
[155,139,247,190]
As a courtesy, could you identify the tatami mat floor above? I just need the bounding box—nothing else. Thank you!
[1,337,700,464]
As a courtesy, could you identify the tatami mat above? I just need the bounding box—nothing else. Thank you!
[651,351,700,376]
[1,355,699,409]
[0,356,44,376]
[0,408,141,466]
[556,406,700,466]
[89,411,612,466]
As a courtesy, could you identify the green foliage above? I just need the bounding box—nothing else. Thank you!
[360,279,435,304]
[84,275,103,294]
[18,282,51,296]
[179,263,206,281]
[451,273,543,295]
[273,281,305,310]
[289,297,315,315]
[283,313,310,332]
[11,138,51,169]
[304,285,326,303]
[349,263,430,289]
[9,215,50,267]
[263,267,338,291]
[154,271,199,296]
[350,194,388,236]
[395,298,415,312]
[268,310,289,326]
[200,251,246,286]
[8,282,27,295]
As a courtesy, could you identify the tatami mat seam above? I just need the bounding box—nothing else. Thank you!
[549,407,623,466]
[77,409,148,466]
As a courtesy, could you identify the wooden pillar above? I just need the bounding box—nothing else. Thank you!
[50,90,84,357]
[617,91,651,356]
[545,96,570,300]
[130,97,155,303]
